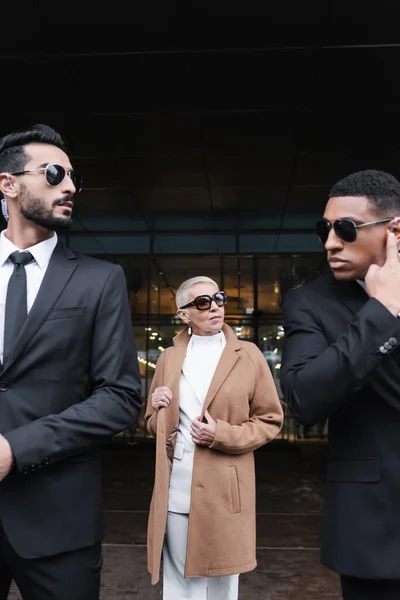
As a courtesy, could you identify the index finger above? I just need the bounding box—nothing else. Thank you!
[385,231,400,264]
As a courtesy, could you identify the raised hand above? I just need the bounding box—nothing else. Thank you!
[366,231,400,316]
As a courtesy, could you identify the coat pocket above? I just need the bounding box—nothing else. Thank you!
[229,466,241,514]
[47,307,86,320]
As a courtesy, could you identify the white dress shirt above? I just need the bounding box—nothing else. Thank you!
[168,331,226,513]
[0,230,58,363]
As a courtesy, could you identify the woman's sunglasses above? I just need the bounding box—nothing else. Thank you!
[316,217,394,244]
[180,291,228,311]
[11,164,83,193]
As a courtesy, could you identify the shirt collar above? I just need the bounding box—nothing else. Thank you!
[0,230,58,270]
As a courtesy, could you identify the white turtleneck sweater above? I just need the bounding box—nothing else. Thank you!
[168,331,226,513]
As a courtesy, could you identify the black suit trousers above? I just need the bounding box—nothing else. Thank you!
[341,576,400,599]
[0,519,101,600]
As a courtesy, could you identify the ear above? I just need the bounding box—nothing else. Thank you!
[177,309,190,325]
[0,173,17,199]
[389,216,400,240]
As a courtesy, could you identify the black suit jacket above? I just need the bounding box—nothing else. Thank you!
[281,271,400,579]
[0,240,141,559]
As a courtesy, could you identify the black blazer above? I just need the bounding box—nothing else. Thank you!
[281,271,400,579]
[0,240,141,559]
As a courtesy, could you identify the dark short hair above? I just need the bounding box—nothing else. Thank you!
[329,169,400,215]
[0,124,67,175]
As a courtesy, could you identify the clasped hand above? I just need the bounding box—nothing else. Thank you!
[190,410,216,447]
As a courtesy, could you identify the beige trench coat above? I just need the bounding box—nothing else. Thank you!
[145,324,283,584]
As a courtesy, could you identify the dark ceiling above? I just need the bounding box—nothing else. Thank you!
[1,1,400,254]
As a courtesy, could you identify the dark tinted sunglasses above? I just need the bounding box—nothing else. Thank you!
[316,217,393,244]
[11,164,83,193]
[180,291,228,311]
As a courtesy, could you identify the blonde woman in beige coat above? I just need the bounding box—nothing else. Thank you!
[145,276,283,600]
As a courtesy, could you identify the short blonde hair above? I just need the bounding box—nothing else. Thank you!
[176,276,219,310]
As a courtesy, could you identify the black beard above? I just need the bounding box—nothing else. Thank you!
[20,206,73,232]
[20,196,73,233]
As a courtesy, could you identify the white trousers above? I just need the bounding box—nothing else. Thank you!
[163,512,239,600]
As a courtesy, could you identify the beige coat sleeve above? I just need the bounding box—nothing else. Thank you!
[210,346,283,454]
[144,350,167,438]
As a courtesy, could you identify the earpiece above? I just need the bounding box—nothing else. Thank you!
[1,198,8,222]
[5,174,14,191]
[390,217,399,232]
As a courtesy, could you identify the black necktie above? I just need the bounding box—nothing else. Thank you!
[3,251,34,364]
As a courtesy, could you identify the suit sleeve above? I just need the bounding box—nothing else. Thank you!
[210,346,283,455]
[5,265,142,471]
[144,349,167,438]
[281,287,400,426]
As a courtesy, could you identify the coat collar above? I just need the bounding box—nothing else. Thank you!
[0,230,58,269]
[173,322,241,350]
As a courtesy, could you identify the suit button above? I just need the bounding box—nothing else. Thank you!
[384,342,392,350]
[389,337,398,346]
[379,346,388,354]
[0,382,9,392]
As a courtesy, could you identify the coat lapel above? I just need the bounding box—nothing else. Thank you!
[2,240,78,372]
[201,325,240,417]
[181,365,203,409]
[201,346,239,417]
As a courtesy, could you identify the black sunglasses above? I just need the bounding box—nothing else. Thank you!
[316,217,394,244]
[11,164,83,193]
[180,291,228,311]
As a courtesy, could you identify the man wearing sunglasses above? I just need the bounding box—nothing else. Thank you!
[0,124,141,600]
[281,169,400,600]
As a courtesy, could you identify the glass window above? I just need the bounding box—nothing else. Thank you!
[257,255,326,313]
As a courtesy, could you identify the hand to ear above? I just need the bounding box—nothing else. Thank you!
[366,231,400,316]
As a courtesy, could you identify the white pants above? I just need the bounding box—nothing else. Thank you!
[163,512,239,600]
